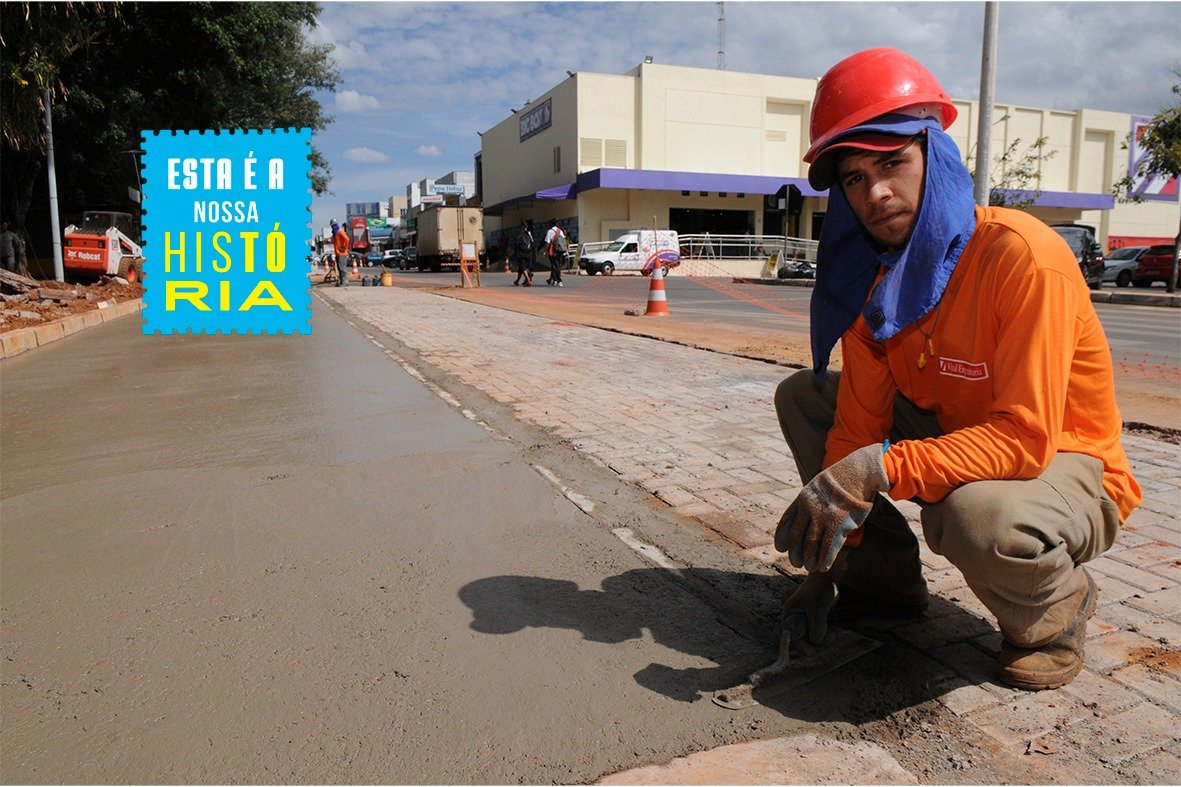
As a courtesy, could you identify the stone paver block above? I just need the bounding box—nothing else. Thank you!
[1088,629,1172,674]
[936,678,1003,717]
[1070,701,1181,765]
[696,512,771,550]
[1092,572,1150,605]
[653,486,697,507]
[1099,602,1181,646]
[927,641,1018,700]
[1091,559,1172,593]
[1109,662,1181,712]
[1111,540,1181,567]
[1114,743,1181,783]
[894,612,997,651]
[1126,588,1181,622]
[1059,668,1146,713]
[969,692,1094,749]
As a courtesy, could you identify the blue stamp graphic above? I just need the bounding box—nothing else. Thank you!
[141,129,312,334]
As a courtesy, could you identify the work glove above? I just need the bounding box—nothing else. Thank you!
[779,550,848,646]
[775,443,890,573]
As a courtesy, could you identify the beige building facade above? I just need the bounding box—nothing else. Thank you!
[477,62,1178,252]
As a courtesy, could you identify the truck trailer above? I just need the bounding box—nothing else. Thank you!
[415,206,483,272]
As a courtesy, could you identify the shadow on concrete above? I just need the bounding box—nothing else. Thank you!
[458,568,997,724]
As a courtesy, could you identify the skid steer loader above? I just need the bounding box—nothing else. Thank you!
[62,211,144,283]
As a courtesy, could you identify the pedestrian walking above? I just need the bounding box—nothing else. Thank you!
[512,220,535,286]
[1,221,24,274]
[772,48,1141,691]
[543,220,567,286]
[331,220,350,287]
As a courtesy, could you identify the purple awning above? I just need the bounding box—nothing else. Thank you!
[991,189,1115,210]
[536,183,577,200]
[575,168,821,197]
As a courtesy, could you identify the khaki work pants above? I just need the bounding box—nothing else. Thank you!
[775,369,1120,647]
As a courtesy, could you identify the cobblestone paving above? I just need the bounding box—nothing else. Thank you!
[321,286,1180,778]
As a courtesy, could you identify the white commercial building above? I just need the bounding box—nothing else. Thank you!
[477,61,1178,257]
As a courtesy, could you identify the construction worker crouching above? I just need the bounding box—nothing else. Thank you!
[774,48,1141,691]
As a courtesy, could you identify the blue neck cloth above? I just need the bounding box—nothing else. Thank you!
[810,121,977,376]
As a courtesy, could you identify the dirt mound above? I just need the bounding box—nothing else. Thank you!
[0,276,144,334]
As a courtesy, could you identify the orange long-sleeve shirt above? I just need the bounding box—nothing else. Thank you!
[825,206,1141,522]
[333,228,350,257]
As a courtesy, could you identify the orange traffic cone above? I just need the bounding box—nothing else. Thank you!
[351,256,360,280]
[644,265,669,316]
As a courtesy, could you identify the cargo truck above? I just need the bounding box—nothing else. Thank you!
[414,206,484,272]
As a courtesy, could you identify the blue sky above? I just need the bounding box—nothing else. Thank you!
[307,1,1181,234]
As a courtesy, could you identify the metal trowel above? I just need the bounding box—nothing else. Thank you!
[711,627,881,709]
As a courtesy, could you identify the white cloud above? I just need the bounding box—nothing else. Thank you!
[343,147,390,164]
[312,1,1181,233]
[335,90,381,113]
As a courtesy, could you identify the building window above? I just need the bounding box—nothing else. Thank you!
[554,146,561,174]
[681,190,690,196]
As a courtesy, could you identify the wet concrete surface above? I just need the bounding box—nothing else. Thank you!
[0,300,846,783]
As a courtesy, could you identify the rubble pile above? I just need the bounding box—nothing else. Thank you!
[0,269,144,334]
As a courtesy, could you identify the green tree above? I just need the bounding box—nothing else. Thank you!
[1,2,339,257]
[1112,79,1181,293]
[966,136,1056,208]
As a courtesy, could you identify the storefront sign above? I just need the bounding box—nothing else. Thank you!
[1129,116,1179,202]
[519,98,552,142]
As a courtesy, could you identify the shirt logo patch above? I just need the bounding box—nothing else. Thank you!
[938,357,990,380]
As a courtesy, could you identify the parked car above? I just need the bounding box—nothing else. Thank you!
[1132,243,1179,288]
[382,248,404,267]
[1102,246,1149,288]
[1049,224,1104,290]
[400,247,418,270]
[366,249,384,265]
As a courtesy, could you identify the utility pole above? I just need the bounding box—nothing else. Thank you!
[44,89,65,282]
[717,2,725,70]
[973,1,1000,207]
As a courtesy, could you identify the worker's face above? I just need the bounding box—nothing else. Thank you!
[836,137,926,251]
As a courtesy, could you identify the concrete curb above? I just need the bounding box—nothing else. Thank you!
[0,299,143,360]
[734,276,1181,307]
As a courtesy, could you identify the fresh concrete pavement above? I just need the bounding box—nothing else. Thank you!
[317,281,1180,783]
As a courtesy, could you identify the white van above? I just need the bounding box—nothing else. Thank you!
[580,230,680,276]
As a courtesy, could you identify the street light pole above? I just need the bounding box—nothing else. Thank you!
[974,1,1000,207]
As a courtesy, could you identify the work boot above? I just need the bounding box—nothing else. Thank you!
[830,496,928,621]
[997,568,1097,691]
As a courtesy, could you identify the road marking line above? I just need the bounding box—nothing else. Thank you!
[532,464,596,515]
[611,527,677,569]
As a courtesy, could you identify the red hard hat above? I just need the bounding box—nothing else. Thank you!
[804,48,957,164]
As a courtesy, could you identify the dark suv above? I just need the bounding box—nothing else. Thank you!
[1050,224,1105,290]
